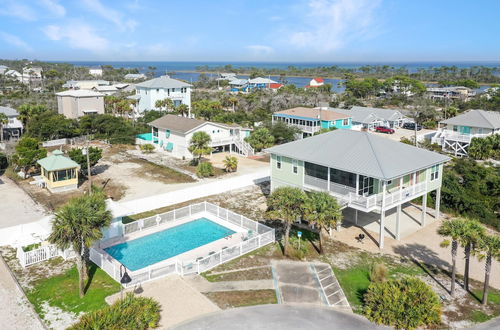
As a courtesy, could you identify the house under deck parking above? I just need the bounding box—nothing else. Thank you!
[266,129,450,248]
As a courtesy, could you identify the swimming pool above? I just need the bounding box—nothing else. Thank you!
[104,218,235,271]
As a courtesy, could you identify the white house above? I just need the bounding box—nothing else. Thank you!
[5,69,22,81]
[21,67,43,84]
[431,109,500,156]
[0,106,23,140]
[308,77,324,87]
[124,73,147,80]
[332,106,408,130]
[142,114,253,158]
[134,75,192,115]
[0,65,8,75]
[93,85,118,95]
[89,67,103,77]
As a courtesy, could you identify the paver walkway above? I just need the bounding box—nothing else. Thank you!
[184,274,274,292]
[272,260,323,306]
[106,275,219,329]
[0,256,45,330]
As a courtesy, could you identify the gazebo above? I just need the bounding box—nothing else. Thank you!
[37,150,80,193]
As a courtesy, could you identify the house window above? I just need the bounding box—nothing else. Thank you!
[387,180,392,185]
[276,156,282,169]
[156,89,159,92]
[343,119,349,126]
[292,159,298,174]
[305,162,328,180]
[430,165,439,181]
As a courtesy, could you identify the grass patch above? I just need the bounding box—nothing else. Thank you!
[129,158,195,184]
[204,290,277,309]
[468,310,498,323]
[203,267,272,282]
[26,263,121,318]
[473,289,500,305]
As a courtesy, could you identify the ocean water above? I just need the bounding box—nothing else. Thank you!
[104,218,235,271]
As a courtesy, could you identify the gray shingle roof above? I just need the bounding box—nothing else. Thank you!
[266,130,449,180]
[149,114,206,134]
[135,75,192,89]
[441,110,500,129]
[0,106,19,117]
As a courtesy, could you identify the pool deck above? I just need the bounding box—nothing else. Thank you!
[97,212,249,273]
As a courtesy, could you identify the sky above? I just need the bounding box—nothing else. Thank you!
[0,0,499,62]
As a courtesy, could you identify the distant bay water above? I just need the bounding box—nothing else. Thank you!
[65,61,499,92]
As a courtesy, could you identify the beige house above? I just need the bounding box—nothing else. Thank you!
[56,90,105,119]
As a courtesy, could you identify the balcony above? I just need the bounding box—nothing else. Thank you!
[439,129,492,143]
[289,123,321,134]
[304,174,428,212]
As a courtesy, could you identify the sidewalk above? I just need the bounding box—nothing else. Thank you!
[184,275,274,292]
[0,256,45,330]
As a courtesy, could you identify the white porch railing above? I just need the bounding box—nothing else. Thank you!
[439,129,492,143]
[16,245,76,267]
[209,137,255,157]
[91,201,275,287]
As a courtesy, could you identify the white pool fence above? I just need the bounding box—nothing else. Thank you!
[90,201,275,287]
[16,244,76,267]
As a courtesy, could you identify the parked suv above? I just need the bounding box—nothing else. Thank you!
[402,122,422,131]
[374,126,395,134]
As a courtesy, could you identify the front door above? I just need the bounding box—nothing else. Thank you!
[358,176,374,196]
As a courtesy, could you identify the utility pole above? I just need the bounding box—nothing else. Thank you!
[86,135,92,194]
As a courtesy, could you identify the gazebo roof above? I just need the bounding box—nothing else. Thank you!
[37,150,80,171]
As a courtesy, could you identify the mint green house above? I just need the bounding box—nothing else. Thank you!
[272,107,352,138]
[266,130,450,248]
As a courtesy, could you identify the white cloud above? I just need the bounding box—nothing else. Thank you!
[43,23,108,52]
[289,0,381,52]
[0,2,37,21]
[39,0,66,17]
[246,45,274,56]
[146,43,170,55]
[0,32,32,51]
[81,0,138,31]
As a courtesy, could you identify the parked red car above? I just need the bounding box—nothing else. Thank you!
[374,126,395,134]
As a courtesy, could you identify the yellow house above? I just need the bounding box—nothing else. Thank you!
[37,150,80,193]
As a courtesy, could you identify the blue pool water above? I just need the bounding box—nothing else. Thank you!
[136,132,153,141]
[105,218,235,271]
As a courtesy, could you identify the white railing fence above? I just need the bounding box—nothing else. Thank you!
[16,244,76,267]
[92,201,275,287]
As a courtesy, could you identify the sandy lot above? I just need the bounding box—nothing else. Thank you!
[368,127,435,142]
[0,177,46,228]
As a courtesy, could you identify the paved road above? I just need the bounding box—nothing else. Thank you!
[173,304,384,330]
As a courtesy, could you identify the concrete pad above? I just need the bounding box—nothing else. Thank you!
[342,203,437,240]
[0,177,46,228]
[273,261,323,306]
[107,275,219,329]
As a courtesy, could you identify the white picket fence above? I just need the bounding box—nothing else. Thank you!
[16,244,76,267]
[90,201,275,287]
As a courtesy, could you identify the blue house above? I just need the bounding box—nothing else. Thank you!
[272,107,352,138]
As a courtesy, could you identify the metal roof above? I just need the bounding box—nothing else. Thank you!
[266,129,449,180]
[37,150,80,171]
[326,106,405,124]
[248,77,278,84]
[274,107,351,121]
[56,90,105,97]
[135,75,192,89]
[440,109,500,129]
[0,106,19,117]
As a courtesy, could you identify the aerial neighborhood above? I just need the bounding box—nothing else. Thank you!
[0,1,499,329]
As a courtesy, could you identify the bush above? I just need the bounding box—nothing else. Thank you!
[364,277,441,329]
[196,162,214,178]
[0,152,8,170]
[69,293,160,330]
[369,263,388,283]
[140,144,155,153]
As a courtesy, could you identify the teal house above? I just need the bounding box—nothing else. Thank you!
[266,130,450,249]
[272,107,352,138]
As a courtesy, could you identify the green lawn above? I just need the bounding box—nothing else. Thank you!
[26,263,121,318]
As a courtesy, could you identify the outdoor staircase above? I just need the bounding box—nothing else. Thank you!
[233,138,254,157]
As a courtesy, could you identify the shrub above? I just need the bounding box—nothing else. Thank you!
[196,162,214,178]
[140,144,155,153]
[364,277,441,329]
[222,155,238,172]
[369,263,388,283]
[69,293,160,330]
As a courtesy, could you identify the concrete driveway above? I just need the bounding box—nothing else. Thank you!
[0,177,46,228]
[368,127,434,143]
[173,304,384,330]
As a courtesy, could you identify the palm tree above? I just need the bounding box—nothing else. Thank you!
[48,189,112,297]
[188,131,212,164]
[176,104,189,117]
[155,99,165,113]
[303,192,342,254]
[437,218,469,297]
[461,220,485,291]
[228,96,238,112]
[223,155,238,172]
[0,113,8,143]
[476,234,500,305]
[267,187,307,256]
[165,99,174,112]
